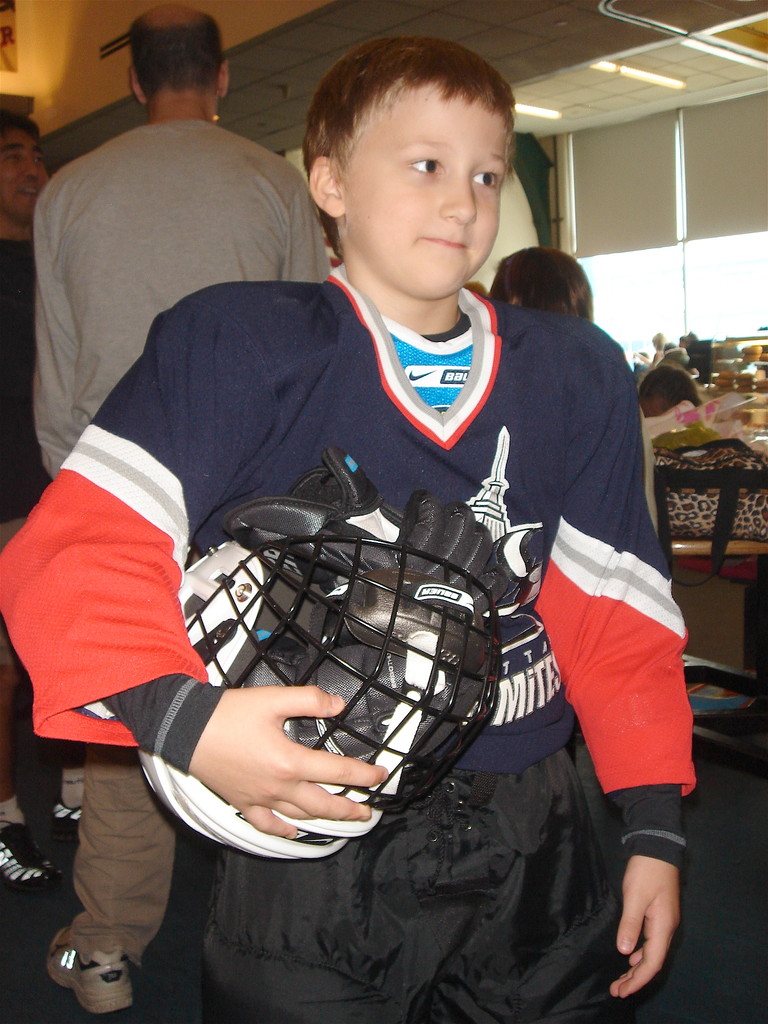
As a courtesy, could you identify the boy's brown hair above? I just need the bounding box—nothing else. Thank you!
[303,36,516,257]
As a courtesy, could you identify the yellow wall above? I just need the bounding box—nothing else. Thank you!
[0,0,334,136]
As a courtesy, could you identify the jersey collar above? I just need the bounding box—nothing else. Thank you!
[329,267,501,450]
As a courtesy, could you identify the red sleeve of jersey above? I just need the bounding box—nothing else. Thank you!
[0,471,206,744]
[538,558,695,796]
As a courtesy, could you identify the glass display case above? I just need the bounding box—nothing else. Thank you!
[708,334,768,393]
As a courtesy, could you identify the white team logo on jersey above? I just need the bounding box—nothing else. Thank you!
[468,427,512,540]
[468,428,543,609]
[467,429,557,724]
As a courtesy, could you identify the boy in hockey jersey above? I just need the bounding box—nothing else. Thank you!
[1,36,693,1022]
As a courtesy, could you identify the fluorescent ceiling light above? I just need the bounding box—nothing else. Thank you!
[591,60,686,89]
[514,102,562,119]
[681,37,768,69]
[618,65,686,88]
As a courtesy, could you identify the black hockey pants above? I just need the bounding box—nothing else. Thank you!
[203,748,634,1024]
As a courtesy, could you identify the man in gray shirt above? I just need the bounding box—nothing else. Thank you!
[37,5,327,1014]
[35,5,327,476]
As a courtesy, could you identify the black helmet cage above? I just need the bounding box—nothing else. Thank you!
[184,535,501,811]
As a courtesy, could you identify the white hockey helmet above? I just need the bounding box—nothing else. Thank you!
[141,533,499,859]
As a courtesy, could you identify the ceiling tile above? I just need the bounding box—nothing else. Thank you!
[384,10,490,40]
[314,0,424,32]
[460,27,544,60]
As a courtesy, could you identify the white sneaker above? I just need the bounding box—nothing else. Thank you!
[47,927,133,1014]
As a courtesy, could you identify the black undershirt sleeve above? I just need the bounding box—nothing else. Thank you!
[106,675,224,773]
[608,784,685,869]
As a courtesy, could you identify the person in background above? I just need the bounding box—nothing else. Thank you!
[659,345,692,372]
[632,349,652,383]
[490,245,657,525]
[31,4,327,1014]
[489,244,594,320]
[651,332,668,368]
[632,333,667,383]
[639,364,720,451]
[0,110,83,891]
[639,364,702,420]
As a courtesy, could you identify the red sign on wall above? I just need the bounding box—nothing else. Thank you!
[0,0,18,73]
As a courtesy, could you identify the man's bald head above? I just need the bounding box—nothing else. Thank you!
[139,4,203,30]
[129,5,223,100]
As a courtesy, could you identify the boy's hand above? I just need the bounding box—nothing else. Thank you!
[610,854,680,998]
[188,686,388,838]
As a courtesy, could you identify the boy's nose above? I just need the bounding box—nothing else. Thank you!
[441,178,477,224]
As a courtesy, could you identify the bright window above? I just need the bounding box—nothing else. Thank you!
[580,231,768,360]
[684,232,768,339]
[580,247,684,358]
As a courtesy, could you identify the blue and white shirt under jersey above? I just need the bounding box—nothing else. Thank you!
[387,314,472,412]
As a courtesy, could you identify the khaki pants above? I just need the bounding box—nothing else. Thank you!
[71,744,176,964]
[4,522,174,961]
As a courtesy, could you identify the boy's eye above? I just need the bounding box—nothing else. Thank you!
[413,159,439,174]
[474,171,499,187]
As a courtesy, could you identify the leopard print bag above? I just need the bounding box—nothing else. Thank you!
[653,438,768,575]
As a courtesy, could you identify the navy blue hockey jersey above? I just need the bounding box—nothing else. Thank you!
[1,269,694,794]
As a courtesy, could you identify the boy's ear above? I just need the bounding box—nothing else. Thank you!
[309,157,345,218]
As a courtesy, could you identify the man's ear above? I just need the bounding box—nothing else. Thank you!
[129,67,147,105]
[309,157,345,218]
[216,60,230,99]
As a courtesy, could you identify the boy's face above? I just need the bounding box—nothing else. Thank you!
[311,87,507,334]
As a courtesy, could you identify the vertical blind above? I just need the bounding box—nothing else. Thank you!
[571,93,767,257]
[572,111,677,258]
[682,92,768,242]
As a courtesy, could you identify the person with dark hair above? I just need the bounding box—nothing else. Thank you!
[639,365,721,448]
[31,4,327,1014]
[490,245,594,320]
[0,110,84,891]
[489,243,658,524]
[4,35,692,1023]
[639,364,702,419]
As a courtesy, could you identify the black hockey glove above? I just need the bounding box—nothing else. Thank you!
[224,447,510,614]
[394,491,509,610]
[224,447,402,549]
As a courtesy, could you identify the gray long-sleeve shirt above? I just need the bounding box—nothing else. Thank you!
[33,118,328,475]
